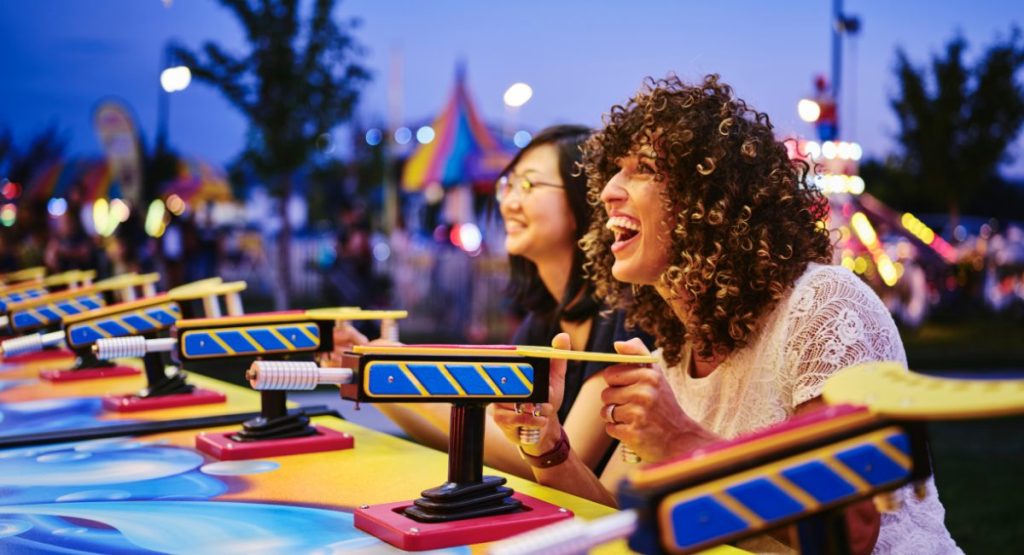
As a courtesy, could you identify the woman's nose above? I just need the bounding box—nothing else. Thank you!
[600,170,628,205]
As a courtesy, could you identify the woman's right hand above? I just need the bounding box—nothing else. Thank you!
[492,333,570,456]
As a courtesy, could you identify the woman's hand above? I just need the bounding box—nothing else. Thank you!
[332,322,369,353]
[601,338,718,462]
[492,333,570,456]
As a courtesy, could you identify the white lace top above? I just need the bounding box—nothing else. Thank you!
[661,263,961,554]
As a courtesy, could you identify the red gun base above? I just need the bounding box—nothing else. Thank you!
[355,492,574,551]
[39,365,140,382]
[102,388,226,412]
[195,425,354,460]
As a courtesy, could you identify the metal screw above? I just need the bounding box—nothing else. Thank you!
[291,334,297,342]
[387,375,395,384]
[199,340,206,347]
[500,376,507,384]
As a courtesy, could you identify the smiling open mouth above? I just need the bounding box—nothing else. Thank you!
[606,216,640,243]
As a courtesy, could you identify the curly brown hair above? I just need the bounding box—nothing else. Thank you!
[580,74,833,366]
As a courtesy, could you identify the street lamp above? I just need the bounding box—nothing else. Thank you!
[156,41,191,151]
[503,82,533,142]
[797,99,821,123]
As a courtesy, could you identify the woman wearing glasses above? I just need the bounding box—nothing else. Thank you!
[336,125,648,479]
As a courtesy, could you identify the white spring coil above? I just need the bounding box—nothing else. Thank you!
[1,333,45,357]
[247,360,353,391]
[94,336,147,359]
[487,511,638,555]
[380,319,400,343]
[518,427,542,445]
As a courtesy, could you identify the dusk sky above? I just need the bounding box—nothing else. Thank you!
[2,0,1022,178]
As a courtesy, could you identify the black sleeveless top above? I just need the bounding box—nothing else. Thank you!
[511,307,652,475]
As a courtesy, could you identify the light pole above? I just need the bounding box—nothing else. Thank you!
[156,41,191,152]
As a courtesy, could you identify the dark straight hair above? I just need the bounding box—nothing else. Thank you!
[503,124,598,323]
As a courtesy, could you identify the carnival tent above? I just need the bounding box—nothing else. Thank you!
[25,158,123,202]
[401,66,514,192]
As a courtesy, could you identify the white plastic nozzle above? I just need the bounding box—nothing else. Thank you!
[487,511,638,555]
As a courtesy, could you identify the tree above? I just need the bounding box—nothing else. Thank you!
[174,0,369,307]
[887,28,1024,233]
[0,125,69,186]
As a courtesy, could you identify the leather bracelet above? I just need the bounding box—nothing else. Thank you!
[519,427,570,468]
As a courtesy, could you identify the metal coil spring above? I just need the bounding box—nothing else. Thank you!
[380,319,400,343]
[518,427,542,445]
[94,336,147,359]
[247,360,321,390]
[1,334,44,357]
[246,360,353,391]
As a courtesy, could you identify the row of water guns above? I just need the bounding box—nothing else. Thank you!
[2,266,1022,553]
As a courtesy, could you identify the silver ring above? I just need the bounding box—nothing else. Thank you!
[519,427,541,445]
[602,403,620,425]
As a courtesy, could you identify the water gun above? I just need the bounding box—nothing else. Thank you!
[486,362,1024,555]
[246,342,656,551]
[94,307,405,457]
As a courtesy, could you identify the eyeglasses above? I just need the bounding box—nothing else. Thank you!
[495,174,564,202]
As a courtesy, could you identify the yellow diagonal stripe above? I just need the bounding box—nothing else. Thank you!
[768,475,819,510]
[873,438,913,470]
[133,311,165,329]
[397,363,429,396]
[437,364,467,396]
[473,364,500,395]
[508,364,534,394]
[206,332,233,354]
[267,326,293,348]
[297,323,319,344]
[713,492,763,527]
[826,456,871,492]
[113,316,140,334]
[238,329,265,353]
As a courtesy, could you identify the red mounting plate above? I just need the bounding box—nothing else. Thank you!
[355,492,574,551]
[102,388,226,412]
[39,365,140,382]
[195,425,354,461]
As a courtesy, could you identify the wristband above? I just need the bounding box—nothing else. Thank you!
[519,427,570,468]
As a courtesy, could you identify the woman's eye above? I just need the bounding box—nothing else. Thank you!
[636,161,656,175]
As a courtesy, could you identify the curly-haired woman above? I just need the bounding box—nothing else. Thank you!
[492,75,960,554]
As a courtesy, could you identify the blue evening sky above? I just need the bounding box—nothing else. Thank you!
[1,0,1022,177]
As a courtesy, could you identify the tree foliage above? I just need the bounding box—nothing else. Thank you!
[0,125,69,185]
[173,0,369,181]
[880,28,1024,223]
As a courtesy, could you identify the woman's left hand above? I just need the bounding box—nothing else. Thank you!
[600,338,718,462]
